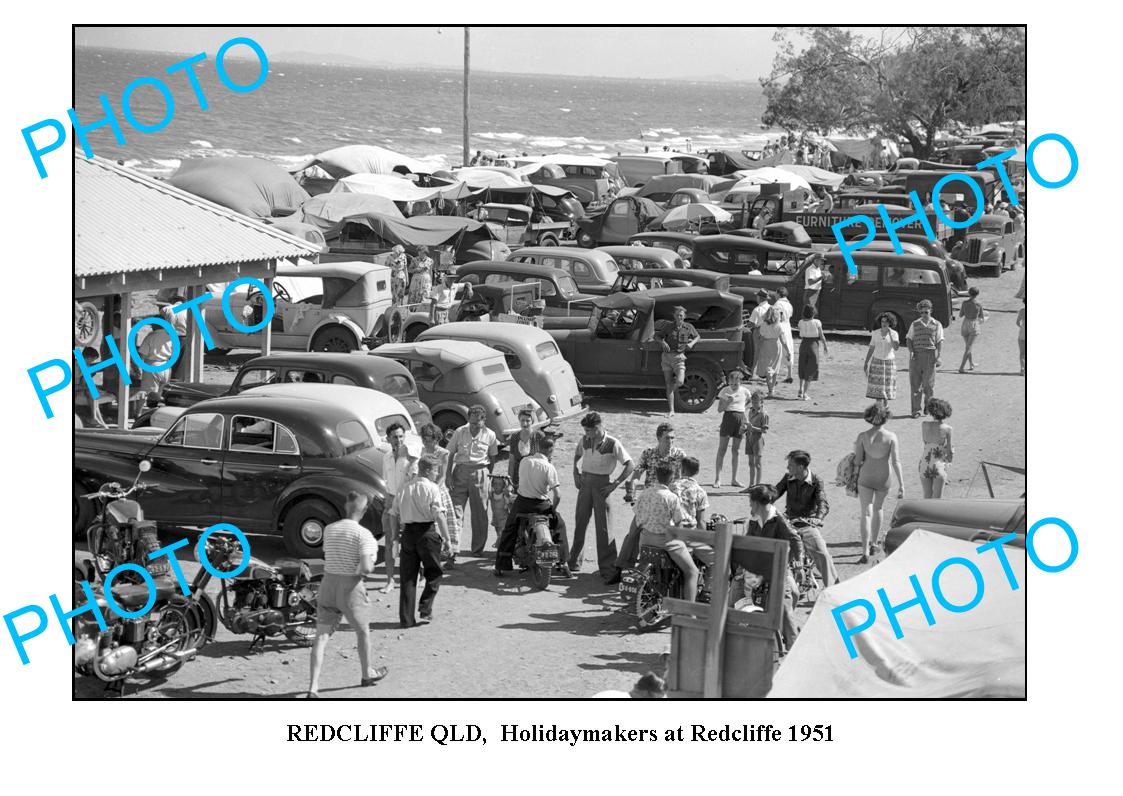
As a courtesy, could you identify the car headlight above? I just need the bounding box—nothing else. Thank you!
[494,407,502,415]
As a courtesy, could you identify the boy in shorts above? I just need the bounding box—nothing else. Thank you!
[655,305,700,417]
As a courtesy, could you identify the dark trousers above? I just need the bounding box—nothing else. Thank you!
[570,473,617,575]
[909,348,937,414]
[496,497,569,568]
[399,522,443,627]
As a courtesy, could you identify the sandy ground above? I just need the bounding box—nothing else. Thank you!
[76,267,1025,699]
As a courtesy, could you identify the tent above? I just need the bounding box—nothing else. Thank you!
[292,144,439,178]
[301,193,404,231]
[769,531,1025,698]
[775,164,846,190]
[332,173,472,203]
[169,157,311,218]
[729,166,813,195]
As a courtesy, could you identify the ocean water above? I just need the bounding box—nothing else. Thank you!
[74,47,772,177]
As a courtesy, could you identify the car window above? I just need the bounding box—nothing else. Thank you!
[570,261,591,278]
[376,279,388,292]
[883,267,939,286]
[610,201,630,216]
[554,274,579,296]
[336,419,373,455]
[844,264,880,284]
[284,369,325,384]
[601,258,619,276]
[492,343,521,370]
[540,257,557,268]
[484,273,517,286]
[233,368,277,392]
[331,374,358,386]
[374,414,411,438]
[162,412,224,449]
[275,425,299,454]
[481,362,506,377]
[411,360,441,383]
[536,340,561,360]
[522,278,557,298]
[379,374,414,397]
[228,415,300,455]
[672,257,685,269]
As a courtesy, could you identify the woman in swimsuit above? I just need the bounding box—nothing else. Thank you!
[919,398,954,498]
[853,403,905,563]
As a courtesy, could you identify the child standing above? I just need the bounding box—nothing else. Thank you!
[488,473,515,549]
[743,390,770,487]
[714,368,751,488]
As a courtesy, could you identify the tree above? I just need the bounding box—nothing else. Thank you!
[761,27,1026,159]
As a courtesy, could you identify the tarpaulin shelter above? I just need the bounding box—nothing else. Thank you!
[301,193,404,231]
[451,167,527,189]
[266,218,329,251]
[332,173,473,203]
[293,144,439,178]
[769,531,1026,698]
[775,164,846,190]
[169,157,310,218]
[314,212,500,252]
[730,166,813,195]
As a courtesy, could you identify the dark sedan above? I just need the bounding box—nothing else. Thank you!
[883,499,1026,555]
[133,352,432,431]
[75,394,389,558]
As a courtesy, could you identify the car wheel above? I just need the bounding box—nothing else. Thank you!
[282,499,340,558]
[310,326,358,353]
[433,411,465,440]
[992,256,1003,278]
[674,363,720,413]
[575,230,595,249]
[538,234,559,247]
[404,323,427,342]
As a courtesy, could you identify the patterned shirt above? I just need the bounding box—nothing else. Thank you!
[323,519,377,576]
[633,485,687,545]
[907,316,944,350]
[654,320,699,354]
[635,445,686,487]
[670,477,709,527]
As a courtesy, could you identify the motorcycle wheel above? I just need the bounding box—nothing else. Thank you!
[146,605,194,677]
[530,562,551,591]
[635,580,668,631]
[284,578,321,646]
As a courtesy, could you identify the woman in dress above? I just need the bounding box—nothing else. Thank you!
[714,368,751,488]
[408,245,434,305]
[743,390,769,487]
[958,287,987,373]
[755,304,783,397]
[853,404,905,563]
[796,304,829,401]
[919,398,954,498]
[389,245,409,306]
[863,312,900,407]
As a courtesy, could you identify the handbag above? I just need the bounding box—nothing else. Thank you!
[835,452,860,498]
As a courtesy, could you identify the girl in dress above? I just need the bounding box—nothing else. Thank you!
[408,246,434,305]
[743,390,770,487]
[863,312,900,407]
[919,398,954,498]
[958,287,987,373]
[389,245,409,306]
[755,305,783,397]
[797,304,829,401]
[853,404,905,563]
[714,368,751,488]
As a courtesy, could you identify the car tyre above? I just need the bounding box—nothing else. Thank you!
[992,256,1003,278]
[674,362,720,413]
[404,323,427,342]
[310,326,358,353]
[538,234,559,247]
[575,230,595,249]
[282,498,340,558]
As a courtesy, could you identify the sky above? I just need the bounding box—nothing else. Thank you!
[75,26,788,81]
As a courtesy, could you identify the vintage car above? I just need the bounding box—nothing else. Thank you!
[415,322,586,424]
[691,235,809,279]
[883,499,1027,555]
[611,268,730,294]
[734,251,954,332]
[468,184,584,223]
[370,340,548,437]
[208,262,393,354]
[889,169,998,216]
[574,196,666,248]
[504,246,621,295]
[454,261,598,319]
[611,153,710,186]
[132,352,432,431]
[547,288,744,412]
[627,231,703,264]
[515,156,625,209]
[473,203,573,248]
[622,174,732,204]
[948,213,1024,276]
[838,232,969,293]
[74,392,392,558]
[665,188,712,209]
[595,245,686,271]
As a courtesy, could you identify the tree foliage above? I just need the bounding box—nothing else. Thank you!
[761,27,1026,158]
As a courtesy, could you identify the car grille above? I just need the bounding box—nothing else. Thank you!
[966,238,983,263]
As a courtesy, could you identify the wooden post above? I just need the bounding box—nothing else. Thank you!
[702,522,733,698]
[263,272,274,356]
[462,27,470,167]
[116,291,132,429]
[184,285,204,383]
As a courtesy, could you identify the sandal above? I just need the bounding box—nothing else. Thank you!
[361,667,390,686]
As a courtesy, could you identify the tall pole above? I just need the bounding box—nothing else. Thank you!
[462,27,470,167]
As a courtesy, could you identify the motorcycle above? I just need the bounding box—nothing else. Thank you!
[183,531,320,653]
[78,461,169,585]
[512,513,560,591]
[620,545,712,631]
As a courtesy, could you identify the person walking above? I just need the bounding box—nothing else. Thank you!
[919,398,955,498]
[380,423,418,593]
[391,459,450,628]
[906,300,944,418]
[864,312,900,407]
[797,305,828,401]
[494,436,573,578]
[307,491,387,698]
[854,404,905,563]
[1017,301,1026,375]
[755,303,784,397]
[571,412,634,579]
[745,290,772,376]
[446,405,500,555]
[654,305,699,417]
[958,287,988,373]
[714,368,751,488]
[419,423,459,569]
[774,287,795,383]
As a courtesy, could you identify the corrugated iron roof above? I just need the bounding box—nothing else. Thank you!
[75,155,322,278]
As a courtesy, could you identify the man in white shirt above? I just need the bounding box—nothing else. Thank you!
[773,287,795,383]
[446,405,500,555]
[494,437,572,578]
[390,459,450,628]
[381,422,418,594]
[308,491,386,698]
[802,253,825,315]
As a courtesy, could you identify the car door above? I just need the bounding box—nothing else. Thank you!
[834,262,880,328]
[600,199,640,243]
[590,306,644,385]
[220,414,304,531]
[143,411,226,527]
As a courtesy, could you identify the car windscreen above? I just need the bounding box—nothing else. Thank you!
[374,414,411,438]
[378,374,415,398]
[337,419,373,455]
[555,274,580,296]
[536,340,561,360]
[600,258,619,277]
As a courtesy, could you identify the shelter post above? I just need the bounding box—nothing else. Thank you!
[703,523,733,698]
[262,271,275,356]
[116,291,132,429]
[462,27,470,167]
[185,285,204,383]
